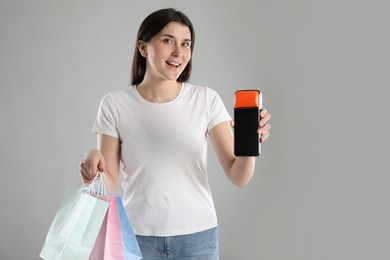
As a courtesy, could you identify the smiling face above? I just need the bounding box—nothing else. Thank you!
[138,22,192,83]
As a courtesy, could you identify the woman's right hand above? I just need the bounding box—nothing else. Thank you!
[79,149,106,183]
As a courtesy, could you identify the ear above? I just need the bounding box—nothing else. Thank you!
[137,40,147,57]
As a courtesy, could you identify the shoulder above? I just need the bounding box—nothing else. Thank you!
[105,87,131,99]
[100,87,132,104]
[183,82,220,98]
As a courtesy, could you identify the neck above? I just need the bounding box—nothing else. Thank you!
[137,77,182,103]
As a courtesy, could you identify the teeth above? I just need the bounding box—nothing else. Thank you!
[167,61,180,67]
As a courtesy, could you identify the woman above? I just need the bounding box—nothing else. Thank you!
[80,8,271,259]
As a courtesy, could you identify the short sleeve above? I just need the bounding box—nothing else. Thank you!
[206,87,232,133]
[92,93,119,138]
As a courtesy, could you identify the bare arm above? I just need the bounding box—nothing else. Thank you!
[209,109,271,188]
[209,121,255,188]
[97,134,120,192]
[80,134,120,192]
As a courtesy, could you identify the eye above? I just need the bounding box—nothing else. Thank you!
[163,38,173,44]
[182,42,191,48]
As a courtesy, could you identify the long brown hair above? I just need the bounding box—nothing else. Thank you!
[131,8,195,85]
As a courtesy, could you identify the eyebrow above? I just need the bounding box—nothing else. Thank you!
[161,34,191,42]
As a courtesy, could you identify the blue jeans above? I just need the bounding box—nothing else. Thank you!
[136,227,219,260]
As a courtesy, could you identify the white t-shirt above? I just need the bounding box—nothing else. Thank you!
[92,83,231,236]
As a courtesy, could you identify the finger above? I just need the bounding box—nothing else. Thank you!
[80,161,88,178]
[257,123,271,134]
[81,163,93,180]
[259,113,271,127]
[260,108,267,119]
[260,132,270,143]
[89,158,99,177]
[80,162,92,183]
[97,157,106,173]
[81,172,92,184]
[230,120,235,128]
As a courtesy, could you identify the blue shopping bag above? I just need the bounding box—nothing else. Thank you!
[116,196,143,259]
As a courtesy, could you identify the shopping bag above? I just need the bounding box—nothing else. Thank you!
[116,196,143,259]
[89,195,143,260]
[40,172,110,260]
[89,196,124,260]
[39,189,109,260]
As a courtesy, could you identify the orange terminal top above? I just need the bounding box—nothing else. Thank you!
[234,90,260,108]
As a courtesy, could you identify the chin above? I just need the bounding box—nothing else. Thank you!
[166,74,182,81]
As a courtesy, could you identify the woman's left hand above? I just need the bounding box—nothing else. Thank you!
[258,108,271,143]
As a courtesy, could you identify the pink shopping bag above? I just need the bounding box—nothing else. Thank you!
[89,196,124,260]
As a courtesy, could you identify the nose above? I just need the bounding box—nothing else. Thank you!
[172,43,181,57]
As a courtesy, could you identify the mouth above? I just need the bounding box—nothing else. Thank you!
[166,61,181,68]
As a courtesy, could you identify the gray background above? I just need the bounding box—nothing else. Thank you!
[1,0,389,259]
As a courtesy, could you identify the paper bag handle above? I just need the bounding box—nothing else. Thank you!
[84,171,111,197]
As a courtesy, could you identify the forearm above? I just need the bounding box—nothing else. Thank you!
[209,122,257,188]
[102,167,119,193]
[226,157,255,188]
[97,134,121,193]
